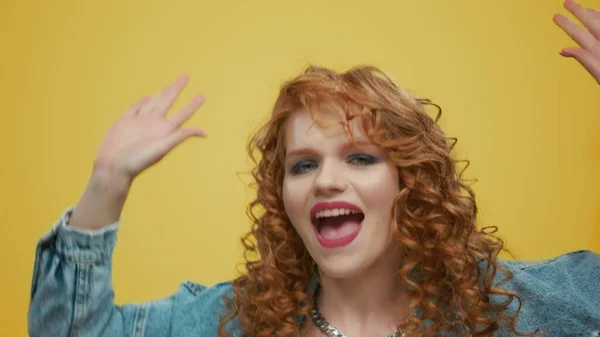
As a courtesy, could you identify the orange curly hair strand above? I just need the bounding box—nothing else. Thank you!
[217,65,540,337]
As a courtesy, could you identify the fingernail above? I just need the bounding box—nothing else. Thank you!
[178,74,190,82]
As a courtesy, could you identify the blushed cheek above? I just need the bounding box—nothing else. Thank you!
[282,189,311,244]
[282,184,303,227]
[282,186,293,218]
[362,174,399,202]
[360,171,399,223]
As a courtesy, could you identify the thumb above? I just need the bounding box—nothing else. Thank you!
[561,47,600,84]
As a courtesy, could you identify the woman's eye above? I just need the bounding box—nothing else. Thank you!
[290,161,317,175]
[347,153,378,166]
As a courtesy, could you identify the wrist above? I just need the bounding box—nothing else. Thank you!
[89,166,132,198]
[68,168,131,230]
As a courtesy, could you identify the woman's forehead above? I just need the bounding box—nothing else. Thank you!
[284,110,369,147]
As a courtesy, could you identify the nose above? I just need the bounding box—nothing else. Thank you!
[313,158,347,196]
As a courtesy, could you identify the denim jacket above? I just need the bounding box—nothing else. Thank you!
[28,207,600,337]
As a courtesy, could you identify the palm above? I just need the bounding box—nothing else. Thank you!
[94,75,205,178]
[554,0,600,84]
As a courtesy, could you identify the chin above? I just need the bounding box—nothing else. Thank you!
[312,241,379,280]
[310,235,398,281]
[317,257,369,279]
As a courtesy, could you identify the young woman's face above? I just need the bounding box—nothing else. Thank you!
[282,110,400,278]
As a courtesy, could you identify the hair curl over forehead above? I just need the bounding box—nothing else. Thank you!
[218,65,539,337]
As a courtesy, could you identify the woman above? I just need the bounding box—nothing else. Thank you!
[27,1,600,336]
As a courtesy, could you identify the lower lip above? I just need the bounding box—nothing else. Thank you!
[313,223,363,248]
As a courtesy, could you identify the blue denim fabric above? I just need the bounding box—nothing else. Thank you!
[28,207,600,336]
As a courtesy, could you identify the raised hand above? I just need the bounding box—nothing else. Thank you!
[69,75,205,230]
[94,75,206,181]
[554,0,600,84]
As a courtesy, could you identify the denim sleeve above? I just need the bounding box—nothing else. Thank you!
[499,250,600,335]
[27,207,173,337]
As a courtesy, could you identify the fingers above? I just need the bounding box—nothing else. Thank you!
[169,95,205,128]
[124,96,151,117]
[553,12,597,50]
[139,74,190,116]
[152,75,191,117]
[564,0,600,40]
[157,128,206,156]
[560,47,600,83]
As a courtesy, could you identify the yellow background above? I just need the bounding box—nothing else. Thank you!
[1,0,599,336]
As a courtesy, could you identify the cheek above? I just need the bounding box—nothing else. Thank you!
[282,179,307,229]
[359,167,399,216]
[282,181,294,217]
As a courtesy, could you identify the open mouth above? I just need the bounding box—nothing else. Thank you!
[310,202,365,248]
[313,208,364,234]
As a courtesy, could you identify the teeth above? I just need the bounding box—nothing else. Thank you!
[315,208,361,219]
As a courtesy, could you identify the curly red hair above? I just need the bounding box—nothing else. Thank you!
[218,65,539,337]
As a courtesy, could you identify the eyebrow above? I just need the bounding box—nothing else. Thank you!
[285,140,375,158]
[285,148,317,158]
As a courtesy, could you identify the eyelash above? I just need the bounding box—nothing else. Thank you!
[289,154,378,175]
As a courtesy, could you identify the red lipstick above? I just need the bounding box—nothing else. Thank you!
[310,201,364,248]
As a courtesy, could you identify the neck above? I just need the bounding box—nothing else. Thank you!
[313,246,408,336]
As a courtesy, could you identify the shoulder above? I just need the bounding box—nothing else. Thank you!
[144,280,238,337]
[498,249,600,293]
[493,250,600,336]
[172,280,236,318]
[175,280,235,304]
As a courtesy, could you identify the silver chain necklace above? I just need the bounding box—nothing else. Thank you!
[309,286,406,337]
